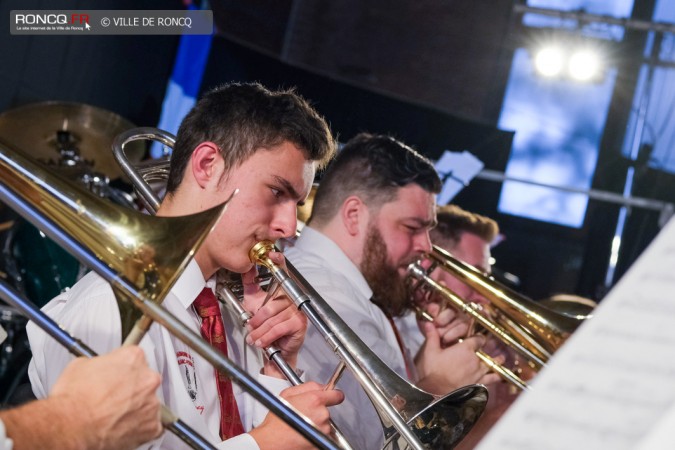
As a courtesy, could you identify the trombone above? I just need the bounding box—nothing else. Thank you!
[112,128,353,450]
[113,127,489,450]
[0,138,340,450]
[407,245,586,390]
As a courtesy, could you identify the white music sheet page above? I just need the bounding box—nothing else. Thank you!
[477,218,675,450]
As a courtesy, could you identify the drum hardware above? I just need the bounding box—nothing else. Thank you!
[0,304,30,406]
[0,305,27,379]
[0,101,145,181]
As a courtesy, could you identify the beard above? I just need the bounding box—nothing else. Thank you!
[359,225,414,317]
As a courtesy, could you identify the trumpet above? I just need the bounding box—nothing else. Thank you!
[113,127,489,449]
[407,245,586,390]
[0,138,340,450]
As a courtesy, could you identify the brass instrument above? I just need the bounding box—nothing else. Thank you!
[113,127,489,450]
[0,138,340,450]
[407,245,586,390]
[114,127,353,449]
[112,127,171,212]
[252,241,487,450]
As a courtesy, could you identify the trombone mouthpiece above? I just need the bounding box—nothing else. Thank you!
[249,240,277,268]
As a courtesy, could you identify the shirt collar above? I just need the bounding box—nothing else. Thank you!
[173,258,208,310]
[294,226,373,301]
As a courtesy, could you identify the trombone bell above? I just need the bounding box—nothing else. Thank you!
[0,137,227,340]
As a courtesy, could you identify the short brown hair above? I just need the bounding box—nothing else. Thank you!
[166,82,335,194]
[310,133,441,226]
[430,204,499,249]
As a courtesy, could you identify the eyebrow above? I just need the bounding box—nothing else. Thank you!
[407,217,437,229]
[272,175,302,201]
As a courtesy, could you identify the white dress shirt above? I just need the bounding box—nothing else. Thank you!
[0,419,11,450]
[285,226,411,450]
[395,310,425,357]
[27,259,290,450]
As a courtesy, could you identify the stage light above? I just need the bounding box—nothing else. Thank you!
[534,46,565,77]
[528,30,607,83]
[568,49,602,81]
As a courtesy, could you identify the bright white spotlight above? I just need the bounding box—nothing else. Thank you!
[569,49,601,81]
[534,47,564,78]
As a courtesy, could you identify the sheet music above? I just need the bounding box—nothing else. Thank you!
[477,218,675,450]
[434,150,484,204]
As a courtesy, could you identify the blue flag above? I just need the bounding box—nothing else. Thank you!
[152,4,213,158]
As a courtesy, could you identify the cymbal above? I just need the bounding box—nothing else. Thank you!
[0,101,145,181]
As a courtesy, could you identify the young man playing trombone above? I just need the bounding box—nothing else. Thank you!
[285,133,499,449]
[27,82,343,450]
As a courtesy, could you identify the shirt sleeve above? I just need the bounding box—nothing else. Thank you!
[27,273,123,399]
[215,433,259,449]
[249,372,294,427]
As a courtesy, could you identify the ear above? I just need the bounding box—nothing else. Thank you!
[190,142,222,189]
[341,195,368,236]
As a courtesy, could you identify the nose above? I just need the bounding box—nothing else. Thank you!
[414,230,433,254]
[270,203,298,239]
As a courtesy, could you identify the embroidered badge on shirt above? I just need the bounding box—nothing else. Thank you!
[177,350,204,413]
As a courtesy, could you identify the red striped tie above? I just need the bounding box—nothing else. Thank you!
[194,287,245,439]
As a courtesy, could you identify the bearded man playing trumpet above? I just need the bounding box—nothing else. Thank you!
[27,82,344,450]
[286,133,499,450]
[397,204,518,449]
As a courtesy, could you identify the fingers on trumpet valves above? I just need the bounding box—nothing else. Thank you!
[466,315,478,337]
[414,305,435,322]
[460,333,488,352]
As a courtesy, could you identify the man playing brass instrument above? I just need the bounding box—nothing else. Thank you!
[397,204,516,449]
[27,82,343,450]
[397,204,504,362]
[286,133,499,449]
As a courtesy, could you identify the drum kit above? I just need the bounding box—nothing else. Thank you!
[0,101,145,403]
